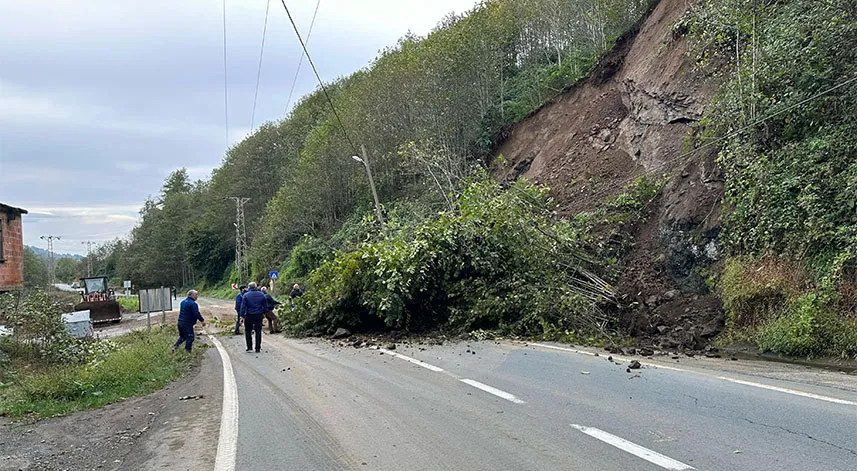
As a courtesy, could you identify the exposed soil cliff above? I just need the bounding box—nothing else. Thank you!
[493,0,726,350]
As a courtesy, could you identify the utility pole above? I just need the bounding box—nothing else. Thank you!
[352,144,385,226]
[40,235,61,287]
[81,241,94,277]
[224,197,250,283]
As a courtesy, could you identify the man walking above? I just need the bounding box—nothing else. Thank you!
[233,285,247,335]
[260,286,281,334]
[240,282,267,352]
[173,290,205,352]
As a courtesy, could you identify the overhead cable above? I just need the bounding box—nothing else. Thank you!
[279,0,358,154]
[251,0,273,130]
[284,0,321,116]
[222,0,230,147]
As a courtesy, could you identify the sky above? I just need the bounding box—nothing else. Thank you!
[0,0,479,255]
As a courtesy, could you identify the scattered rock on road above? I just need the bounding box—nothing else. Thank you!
[628,360,642,370]
[332,328,352,339]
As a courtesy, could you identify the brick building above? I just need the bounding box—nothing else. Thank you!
[0,203,27,292]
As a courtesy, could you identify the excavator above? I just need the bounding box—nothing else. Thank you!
[73,276,121,323]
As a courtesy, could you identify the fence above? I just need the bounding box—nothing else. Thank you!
[138,287,173,314]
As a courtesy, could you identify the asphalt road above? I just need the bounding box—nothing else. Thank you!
[198,335,855,470]
[146,298,856,471]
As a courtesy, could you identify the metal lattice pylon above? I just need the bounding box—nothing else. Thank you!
[225,197,250,283]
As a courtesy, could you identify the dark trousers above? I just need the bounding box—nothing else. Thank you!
[234,312,243,334]
[264,311,278,334]
[173,322,195,352]
[244,313,263,351]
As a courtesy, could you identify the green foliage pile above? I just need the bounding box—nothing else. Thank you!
[0,327,199,419]
[116,296,139,313]
[686,0,857,357]
[284,177,616,339]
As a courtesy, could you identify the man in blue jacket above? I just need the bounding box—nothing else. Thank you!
[233,285,247,335]
[173,290,205,352]
[240,282,268,352]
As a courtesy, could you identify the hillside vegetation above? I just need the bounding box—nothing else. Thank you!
[88,0,857,358]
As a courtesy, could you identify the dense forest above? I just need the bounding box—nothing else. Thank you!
[86,0,653,288]
[82,0,857,357]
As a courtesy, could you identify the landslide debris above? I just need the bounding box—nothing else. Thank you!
[492,0,726,350]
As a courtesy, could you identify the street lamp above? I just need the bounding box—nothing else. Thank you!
[352,145,385,226]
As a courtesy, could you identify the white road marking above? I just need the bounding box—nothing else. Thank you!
[460,379,527,404]
[210,334,239,471]
[716,376,857,406]
[570,424,695,470]
[376,348,445,372]
[528,342,688,372]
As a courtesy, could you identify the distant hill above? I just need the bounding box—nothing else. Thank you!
[25,245,84,261]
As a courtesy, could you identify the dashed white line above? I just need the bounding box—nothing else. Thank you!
[377,348,446,372]
[209,334,239,471]
[460,379,527,404]
[716,376,857,406]
[570,424,695,470]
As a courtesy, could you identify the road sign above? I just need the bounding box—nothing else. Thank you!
[123,280,131,289]
[269,271,279,280]
[231,283,238,289]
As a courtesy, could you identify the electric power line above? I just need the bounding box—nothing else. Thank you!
[284,0,321,116]
[278,0,357,154]
[81,241,95,277]
[40,235,61,287]
[251,0,273,130]
[222,0,230,147]
[224,197,250,282]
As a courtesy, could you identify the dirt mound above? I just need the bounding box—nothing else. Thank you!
[492,0,726,350]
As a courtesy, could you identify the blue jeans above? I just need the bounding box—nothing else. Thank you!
[244,313,263,351]
[234,312,243,334]
[173,321,195,352]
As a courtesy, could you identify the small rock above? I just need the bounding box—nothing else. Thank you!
[663,289,679,300]
[386,343,396,350]
[332,328,352,339]
[656,325,668,334]
[638,348,654,357]
[628,360,642,369]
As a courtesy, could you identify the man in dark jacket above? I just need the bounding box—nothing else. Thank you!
[260,286,280,334]
[173,290,205,352]
[233,285,247,335]
[240,282,267,352]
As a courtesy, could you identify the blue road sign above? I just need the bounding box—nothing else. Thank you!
[269,271,279,280]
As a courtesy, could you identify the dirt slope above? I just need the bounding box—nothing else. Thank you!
[493,0,726,350]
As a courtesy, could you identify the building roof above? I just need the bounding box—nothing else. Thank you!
[0,203,28,215]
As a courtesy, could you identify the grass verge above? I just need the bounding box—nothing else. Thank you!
[0,326,202,420]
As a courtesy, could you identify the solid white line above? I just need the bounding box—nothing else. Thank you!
[570,424,694,470]
[210,335,239,471]
[716,376,857,406]
[377,348,445,372]
[527,342,688,372]
[460,379,527,404]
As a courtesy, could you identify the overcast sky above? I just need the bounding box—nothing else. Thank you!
[0,0,478,255]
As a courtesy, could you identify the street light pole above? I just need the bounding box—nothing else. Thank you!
[352,144,384,226]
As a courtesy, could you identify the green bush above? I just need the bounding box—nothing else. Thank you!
[116,296,139,313]
[284,176,614,337]
[1,327,199,418]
